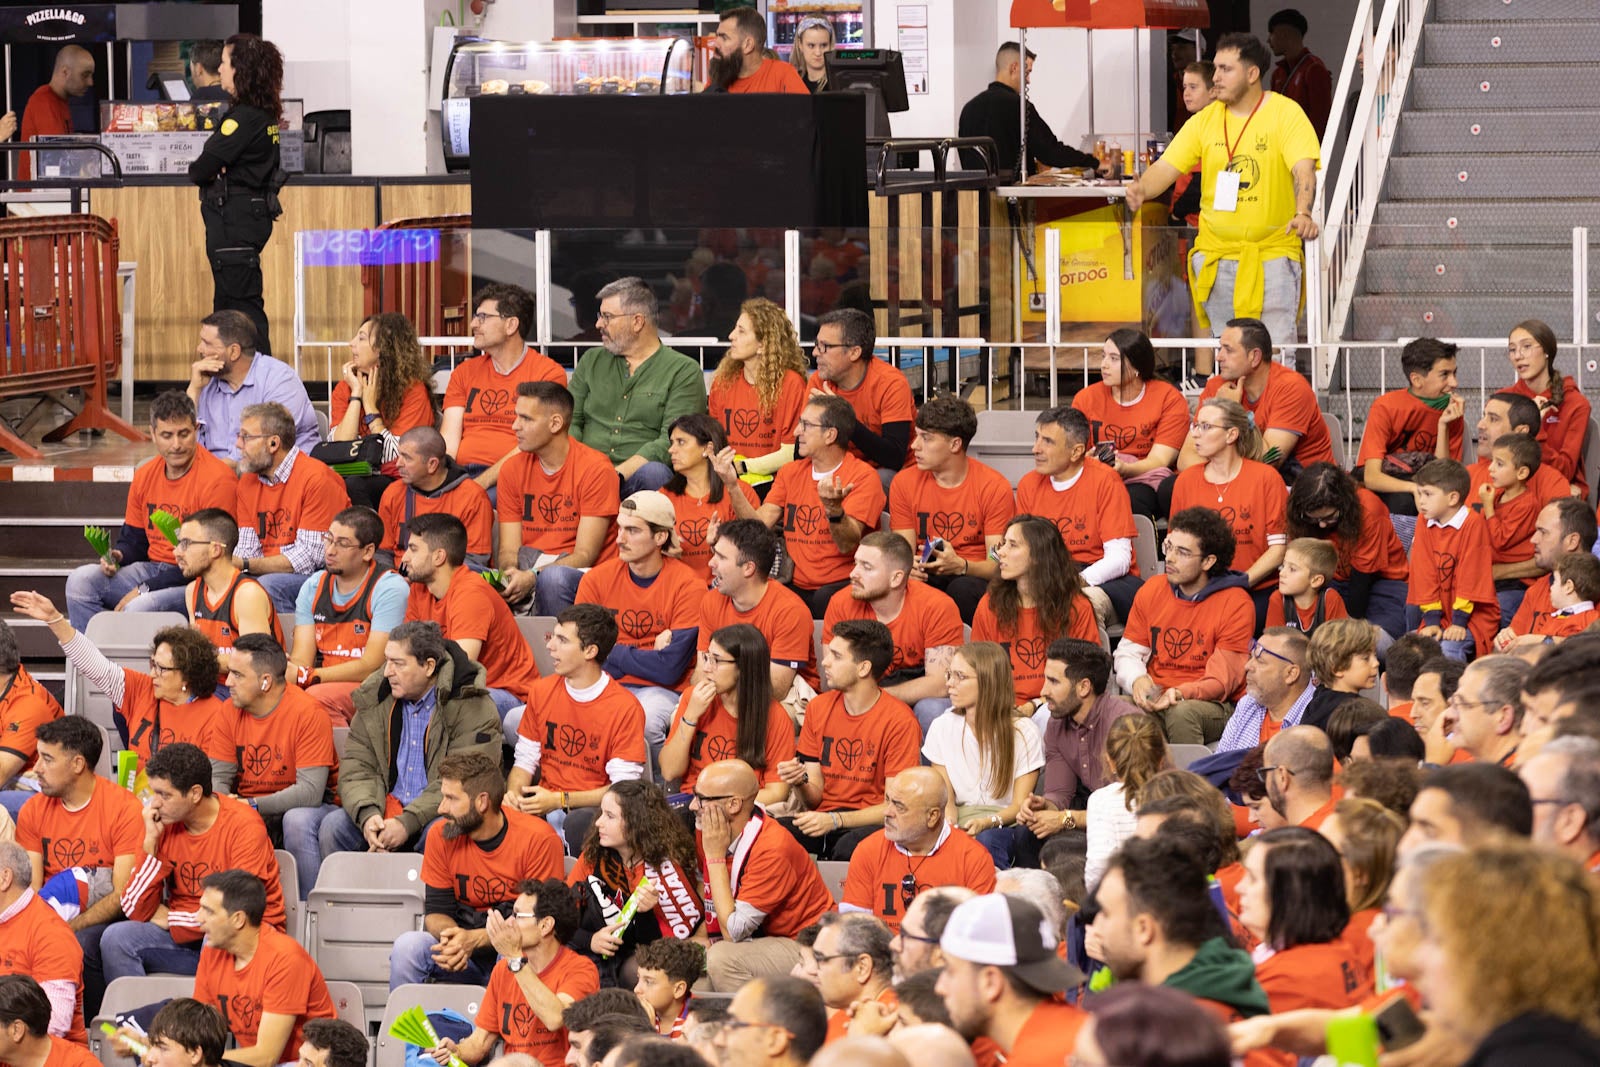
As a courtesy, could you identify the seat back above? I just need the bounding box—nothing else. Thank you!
[816,860,849,902]
[90,976,197,1067]
[333,726,349,760]
[1169,744,1213,770]
[1132,515,1160,577]
[377,984,489,1067]
[1583,416,1600,506]
[324,980,366,1031]
[306,852,426,1008]
[73,611,189,738]
[1324,411,1348,471]
[275,848,303,940]
[516,615,559,677]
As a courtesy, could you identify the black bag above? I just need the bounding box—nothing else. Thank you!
[310,436,384,468]
[1381,450,1435,480]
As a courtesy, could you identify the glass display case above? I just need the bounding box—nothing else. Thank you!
[441,36,695,170]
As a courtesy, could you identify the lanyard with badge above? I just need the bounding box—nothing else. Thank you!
[1213,92,1265,213]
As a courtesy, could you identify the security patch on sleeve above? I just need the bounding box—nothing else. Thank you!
[221,118,238,135]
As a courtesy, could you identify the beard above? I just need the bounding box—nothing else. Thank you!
[708,52,743,91]
[442,806,483,840]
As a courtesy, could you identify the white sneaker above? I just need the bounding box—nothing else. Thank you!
[1178,374,1207,397]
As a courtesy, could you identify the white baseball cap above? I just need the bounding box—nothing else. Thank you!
[939,893,1085,995]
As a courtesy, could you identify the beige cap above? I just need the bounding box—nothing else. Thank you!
[620,490,681,554]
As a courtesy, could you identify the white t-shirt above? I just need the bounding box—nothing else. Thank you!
[922,711,1045,807]
[1085,781,1141,890]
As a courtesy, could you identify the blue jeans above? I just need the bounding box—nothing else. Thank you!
[100,921,202,982]
[534,566,584,617]
[390,930,496,991]
[256,571,312,613]
[913,697,952,739]
[1405,606,1475,663]
[282,802,345,899]
[64,560,186,631]
[0,790,33,821]
[1497,585,1527,628]
[621,461,673,496]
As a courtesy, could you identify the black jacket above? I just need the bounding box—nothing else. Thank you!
[957,81,1097,179]
[1463,1014,1600,1067]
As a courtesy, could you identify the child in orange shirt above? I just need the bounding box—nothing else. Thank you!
[1527,552,1600,641]
[1264,538,1348,637]
[1407,459,1499,661]
[1477,432,1546,624]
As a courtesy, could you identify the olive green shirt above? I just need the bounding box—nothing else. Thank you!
[568,342,708,466]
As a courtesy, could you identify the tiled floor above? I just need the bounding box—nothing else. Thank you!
[0,394,162,473]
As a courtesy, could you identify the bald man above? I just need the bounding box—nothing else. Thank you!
[811,1036,910,1067]
[695,760,835,990]
[840,768,996,931]
[378,427,496,571]
[19,45,94,182]
[889,1026,976,1067]
[1260,725,1336,829]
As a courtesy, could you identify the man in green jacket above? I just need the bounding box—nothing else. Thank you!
[280,620,502,897]
[570,276,707,495]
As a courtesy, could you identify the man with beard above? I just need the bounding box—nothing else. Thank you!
[378,427,495,572]
[889,887,974,979]
[569,277,706,496]
[708,7,808,94]
[390,752,563,990]
[287,506,409,726]
[1258,725,1336,829]
[178,508,282,669]
[231,402,351,611]
[823,533,964,734]
[1496,497,1598,651]
[1216,626,1315,752]
[698,519,817,700]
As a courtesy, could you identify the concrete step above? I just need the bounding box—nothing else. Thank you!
[1362,246,1599,294]
[1386,153,1600,200]
[0,518,126,562]
[1396,109,1600,155]
[1369,201,1598,247]
[1436,0,1594,21]
[0,561,70,606]
[1412,64,1600,110]
[0,480,128,518]
[1424,21,1600,64]
[11,619,66,660]
[1351,293,1573,342]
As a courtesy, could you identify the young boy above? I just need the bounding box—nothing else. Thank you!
[143,999,227,1067]
[1409,459,1500,661]
[1519,552,1600,644]
[1264,537,1348,635]
[1477,432,1547,623]
[1303,617,1381,730]
[632,938,706,1040]
[1358,337,1465,506]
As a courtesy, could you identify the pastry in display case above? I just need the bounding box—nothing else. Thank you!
[440,36,693,170]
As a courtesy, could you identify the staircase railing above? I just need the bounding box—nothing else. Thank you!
[1306,0,1432,378]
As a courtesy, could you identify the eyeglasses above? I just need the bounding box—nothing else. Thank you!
[895,926,940,945]
[470,311,504,322]
[899,873,919,907]
[699,651,737,666]
[795,419,824,432]
[1192,421,1222,434]
[1162,539,1200,559]
[691,792,735,804]
[236,431,271,443]
[813,340,851,355]
[1254,765,1292,784]
[148,660,178,676]
[511,910,539,921]
[324,535,362,550]
[1447,693,1498,712]
[945,669,973,683]
[597,310,636,324]
[1306,509,1341,528]
[1249,641,1294,666]
[812,952,863,967]
[1530,796,1574,807]
[721,1018,788,1036]
[174,538,217,552]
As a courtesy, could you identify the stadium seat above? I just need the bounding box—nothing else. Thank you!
[278,612,297,641]
[970,409,1039,484]
[275,848,302,938]
[1324,412,1348,471]
[377,984,489,1067]
[564,855,578,877]
[1132,515,1160,577]
[1582,416,1600,506]
[813,619,825,680]
[324,979,367,1032]
[816,860,849,902]
[90,976,197,1067]
[315,408,331,442]
[333,726,349,760]
[516,615,559,677]
[92,722,113,779]
[305,851,426,1013]
[1169,744,1213,770]
[72,611,189,741]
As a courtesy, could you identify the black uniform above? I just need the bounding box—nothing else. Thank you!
[187,103,285,354]
[957,80,1098,180]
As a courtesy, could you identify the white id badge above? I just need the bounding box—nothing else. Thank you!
[1212,170,1240,212]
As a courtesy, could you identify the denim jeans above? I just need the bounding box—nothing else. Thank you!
[64,560,185,631]
[389,931,496,992]
[256,571,313,613]
[100,921,202,983]
[621,461,674,496]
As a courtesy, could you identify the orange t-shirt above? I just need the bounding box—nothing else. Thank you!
[1343,907,1379,987]
[1170,459,1288,588]
[121,795,286,943]
[823,580,965,687]
[1198,363,1334,469]
[1254,939,1373,1014]
[1006,1000,1087,1067]
[796,690,921,812]
[1122,579,1255,697]
[825,987,899,1043]
[840,827,997,930]
[1262,588,1349,632]
[406,572,541,701]
[187,571,285,659]
[194,924,336,1057]
[476,949,601,1067]
[125,448,238,567]
[41,1040,99,1067]
[1016,459,1141,576]
[1407,510,1500,655]
[1329,488,1410,582]
[668,692,795,790]
[807,360,917,468]
[379,475,495,559]
[662,482,760,584]
[1072,379,1190,460]
[331,379,435,477]
[1511,575,1556,635]
[889,459,1016,562]
[0,666,62,773]
[576,558,704,689]
[697,811,834,938]
[516,675,647,792]
[766,452,888,588]
[709,370,808,456]
[728,57,811,94]
[119,670,228,765]
[1474,470,1568,569]
[207,685,338,801]
[1531,606,1600,638]
[970,596,1099,699]
[697,582,817,687]
[1355,389,1464,465]
[0,892,86,1044]
[17,776,143,879]
[444,349,569,468]
[1507,376,1591,494]
[1467,456,1569,512]
[422,807,564,907]
[236,453,350,558]
[497,439,620,559]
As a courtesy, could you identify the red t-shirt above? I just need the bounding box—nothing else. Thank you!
[118,671,228,765]
[235,453,350,558]
[1006,1001,1088,1067]
[0,666,62,773]
[1507,376,1592,494]
[206,685,338,801]
[476,949,600,1067]
[806,360,916,468]
[331,380,435,477]
[41,1040,100,1067]
[1470,463,1570,569]
[728,57,811,95]
[823,581,965,686]
[1531,605,1600,638]
[1328,488,1410,581]
[1169,459,1287,588]
[576,558,704,689]
[497,439,620,559]
[1122,579,1255,697]
[0,892,85,1044]
[1355,389,1464,465]
[1255,940,1373,1013]
[1511,575,1555,635]
[795,690,921,812]
[379,476,496,560]
[1198,363,1334,469]
[709,370,808,455]
[516,675,646,792]
[840,827,997,930]
[17,776,143,879]
[662,481,760,584]
[697,811,833,938]
[1072,380,1190,460]
[890,460,1015,562]
[1407,510,1501,655]
[407,572,541,701]
[698,582,818,687]
[970,595,1099,700]
[193,924,336,1058]
[668,691,796,791]
[1016,460,1140,576]
[444,349,569,468]
[125,448,238,567]
[422,807,564,908]
[766,453,887,588]
[18,84,72,182]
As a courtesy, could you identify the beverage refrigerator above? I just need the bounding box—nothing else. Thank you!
[766,1,873,55]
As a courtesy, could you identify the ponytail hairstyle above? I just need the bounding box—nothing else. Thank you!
[1196,397,1264,462]
[1511,319,1564,409]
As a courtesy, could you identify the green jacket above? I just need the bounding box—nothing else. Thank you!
[340,642,502,836]
[1163,936,1271,1018]
[569,342,707,465]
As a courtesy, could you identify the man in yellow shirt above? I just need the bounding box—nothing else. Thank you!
[1125,33,1320,346]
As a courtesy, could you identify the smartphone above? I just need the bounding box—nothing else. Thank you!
[921,538,942,563]
[1373,993,1426,1051]
[1095,442,1117,464]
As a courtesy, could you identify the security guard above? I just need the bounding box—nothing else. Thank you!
[187,34,288,355]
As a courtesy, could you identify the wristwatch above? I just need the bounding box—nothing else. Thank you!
[1062,810,1077,831]
[506,957,525,974]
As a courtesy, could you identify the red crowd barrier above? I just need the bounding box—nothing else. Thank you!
[0,214,145,460]
[359,214,473,340]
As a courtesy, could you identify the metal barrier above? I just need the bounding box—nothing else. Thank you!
[0,214,145,459]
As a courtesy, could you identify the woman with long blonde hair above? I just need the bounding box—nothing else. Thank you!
[924,641,1043,868]
[709,297,809,478]
[789,16,833,92]
[1085,713,1168,888]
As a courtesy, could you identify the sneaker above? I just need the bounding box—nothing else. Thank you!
[1178,374,1206,397]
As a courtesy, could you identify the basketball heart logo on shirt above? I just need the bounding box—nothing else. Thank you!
[557,724,587,757]
[176,860,212,895]
[1225,155,1261,192]
[792,504,826,537]
[729,408,762,440]
[240,744,276,778]
[1014,637,1047,670]
[258,508,292,542]
[4,721,17,733]
[1105,424,1138,451]
[1161,627,1197,660]
[528,494,570,525]
[474,388,512,417]
[503,1002,538,1036]
[470,875,514,903]
[680,518,711,548]
[51,838,88,868]
[619,609,657,641]
[222,994,261,1035]
[1436,552,1458,586]
[148,501,185,525]
[928,511,966,543]
[706,735,738,762]
[1410,429,1437,452]
[1219,506,1238,528]
[833,737,865,771]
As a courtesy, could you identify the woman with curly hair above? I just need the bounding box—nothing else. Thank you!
[1084,713,1168,888]
[569,779,706,985]
[972,515,1098,708]
[1286,462,1409,639]
[1506,319,1592,496]
[660,414,759,583]
[924,641,1043,867]
[330,312,438,507]
[186,33,285,354]
[708,298,809,478]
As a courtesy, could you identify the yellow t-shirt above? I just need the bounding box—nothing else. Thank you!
[1160,91,1321,250]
